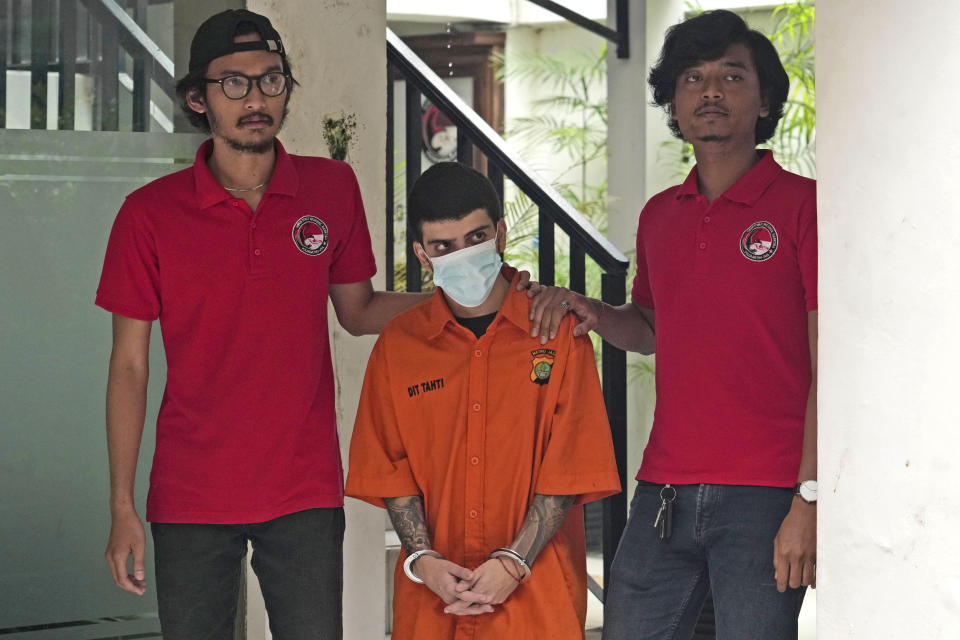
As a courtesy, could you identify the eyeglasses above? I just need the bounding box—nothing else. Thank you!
[203,72,290,100]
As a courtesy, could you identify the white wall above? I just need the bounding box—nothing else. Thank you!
[817,1,960,637]
[245,1,388,639]
[504,22,607,196]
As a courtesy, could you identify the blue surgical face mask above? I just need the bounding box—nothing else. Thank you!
[428,235,503,308]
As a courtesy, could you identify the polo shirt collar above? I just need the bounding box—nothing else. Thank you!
[676,164,702,199]
[675,150,782,206]
[266,140,299,196]
[193,138,299,209]
[495,268,533,332]
[425,265,523,340]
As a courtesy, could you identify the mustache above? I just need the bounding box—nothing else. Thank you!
[695,103,728,116]
[237,112,275,126]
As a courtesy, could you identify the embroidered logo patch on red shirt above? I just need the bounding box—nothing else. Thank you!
[293,215,329,255]
[740,221,778,262]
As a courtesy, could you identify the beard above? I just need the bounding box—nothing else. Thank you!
[207,103,290,154]
[226,135,276,154]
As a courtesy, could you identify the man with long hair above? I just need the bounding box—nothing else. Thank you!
[529,10,817,638]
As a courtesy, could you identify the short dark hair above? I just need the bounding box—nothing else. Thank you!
[407,162,502,244]
[175,21,297,133]
[648,9,789,144]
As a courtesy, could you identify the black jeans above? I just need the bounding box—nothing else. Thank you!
[151,507,344,640]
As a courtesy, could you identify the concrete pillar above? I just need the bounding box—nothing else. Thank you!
[606,0,686,502]
[243,1,388,638]
[606,0,645,255]
[606,0,685,254]
[817,2,960,637]
[642,0,686,201]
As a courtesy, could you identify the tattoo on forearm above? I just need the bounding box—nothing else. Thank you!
[385,495,432,554]
[510,494,576,565]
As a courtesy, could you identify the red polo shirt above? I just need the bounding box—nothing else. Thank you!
[96,140,376,523]
[632,151,816,487]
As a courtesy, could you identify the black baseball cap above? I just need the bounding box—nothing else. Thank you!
[188,9,286,73]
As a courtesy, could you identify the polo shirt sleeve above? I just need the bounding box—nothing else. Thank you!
[345,336,421,507]
[328,165,378,285]
[630,208,654,309]
[95,198,161,321]
[797,188,818,312]
[534,330,621,505]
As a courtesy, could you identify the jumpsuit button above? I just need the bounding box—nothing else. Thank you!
[698,242,707,250]
[470,456,480,466]
[254,249,262,256]
[474,349,482,357]
[469,510,478,519]
[703,216,711,223]
[472,403,481,412]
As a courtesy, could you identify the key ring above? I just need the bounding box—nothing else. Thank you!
[660,485,677,502]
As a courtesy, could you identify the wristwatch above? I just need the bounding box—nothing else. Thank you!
[793,480,818,503]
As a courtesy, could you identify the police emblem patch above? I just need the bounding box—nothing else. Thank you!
[740,221,778,262]
[292,215,329,256]
[530,348,556,385]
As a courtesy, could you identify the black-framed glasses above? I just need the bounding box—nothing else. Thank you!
[203,72,290,100]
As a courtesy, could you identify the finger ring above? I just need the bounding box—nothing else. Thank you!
[559,300,571,311]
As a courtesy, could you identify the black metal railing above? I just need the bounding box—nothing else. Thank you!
[526,0,629,59]
[386,28,630,602]
[0,0,174,131]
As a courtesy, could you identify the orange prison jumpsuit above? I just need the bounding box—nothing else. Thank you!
[346,273,621,640]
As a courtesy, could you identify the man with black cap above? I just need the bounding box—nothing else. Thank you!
[96,9,428,637]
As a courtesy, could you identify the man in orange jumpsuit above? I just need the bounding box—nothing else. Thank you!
[346,162,620,639]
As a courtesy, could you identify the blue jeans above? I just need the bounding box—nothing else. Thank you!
[151,507,344,640]
[602,483,805,640]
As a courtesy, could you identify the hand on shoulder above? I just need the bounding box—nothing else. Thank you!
[524,283,600,344]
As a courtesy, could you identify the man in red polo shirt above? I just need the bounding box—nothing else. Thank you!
[96,10,428,637]
[528,10,817,638]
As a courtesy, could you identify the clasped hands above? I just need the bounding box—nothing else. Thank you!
[414,555,522,616]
